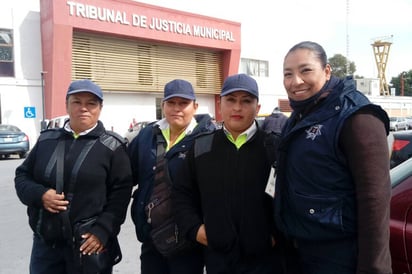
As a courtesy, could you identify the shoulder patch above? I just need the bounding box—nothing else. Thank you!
[100,131,126,151]
[194,133,214,158]
[38,128,63,142]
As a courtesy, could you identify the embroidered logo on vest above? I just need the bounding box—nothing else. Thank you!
[178,152,187,159]
[306,125,323,140]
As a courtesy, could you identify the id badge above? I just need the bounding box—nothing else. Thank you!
[265,167,276,198]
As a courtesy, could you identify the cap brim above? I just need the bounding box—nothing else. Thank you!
[220,88,258,97]
[163,94,196,101]
[67,89,103,100]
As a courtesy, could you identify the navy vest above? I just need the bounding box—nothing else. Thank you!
[275,78,389,241]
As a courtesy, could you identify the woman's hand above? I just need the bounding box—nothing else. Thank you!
[196,224,208,246]
[42,189,69,213]
[79,233,105,255]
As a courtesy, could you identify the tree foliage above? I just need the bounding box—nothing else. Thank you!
[390,70,412,96]
[328,54,356,79]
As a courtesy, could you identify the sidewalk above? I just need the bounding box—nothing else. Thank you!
[113,206,141,274]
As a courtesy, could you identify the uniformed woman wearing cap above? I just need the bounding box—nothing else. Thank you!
[128,79,215,274]
[172,74,283,273]
[15,79,133,273]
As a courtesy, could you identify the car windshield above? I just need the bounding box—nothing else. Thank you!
[0,125,20,132]
[390,157,412,188]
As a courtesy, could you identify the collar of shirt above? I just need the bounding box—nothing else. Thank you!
[64,122,98,139]
[156,117,198,150]
[223,121,257,149]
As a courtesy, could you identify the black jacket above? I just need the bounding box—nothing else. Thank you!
[15,121,133,245]
[172,128,279,259]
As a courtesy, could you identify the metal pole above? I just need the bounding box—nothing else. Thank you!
[40,71,47,130]
[401,72,406,96]
[346,0,350,76]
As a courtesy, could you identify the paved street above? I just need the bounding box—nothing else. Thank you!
[0,157,141,274]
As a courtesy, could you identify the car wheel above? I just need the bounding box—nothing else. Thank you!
[19,152,27,159]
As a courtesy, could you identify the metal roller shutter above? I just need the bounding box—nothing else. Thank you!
[72,32,222,95]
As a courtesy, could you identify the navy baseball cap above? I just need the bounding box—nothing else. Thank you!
[66,79,103,101]
[220,73,259,98]
[163,79,196,101]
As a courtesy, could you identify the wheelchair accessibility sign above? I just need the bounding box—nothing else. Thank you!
[24,107,36,118]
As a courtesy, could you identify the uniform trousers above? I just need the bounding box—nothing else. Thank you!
[140,240,204,274]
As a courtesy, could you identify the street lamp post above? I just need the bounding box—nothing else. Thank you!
[40,71,47,130]
[401,71,407,97]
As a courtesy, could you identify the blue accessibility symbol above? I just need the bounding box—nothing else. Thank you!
[24,107,36,118]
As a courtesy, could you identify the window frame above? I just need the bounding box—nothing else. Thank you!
[240,58,269,77]
[0,28,14,77]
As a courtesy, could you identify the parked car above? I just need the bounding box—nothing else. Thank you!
[389,156,412,273]
[405,116,412,129]
[46,115,69,129]
[0,124,30,158]
[123,121,151,144]
[390,131,412,168]
[389,117,408,131]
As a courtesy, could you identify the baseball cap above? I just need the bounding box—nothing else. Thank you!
[66,79,103,101]
[163,79,196,101]
[220,73,259,98]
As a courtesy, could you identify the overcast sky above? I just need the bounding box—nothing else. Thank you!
[138,0,412,81]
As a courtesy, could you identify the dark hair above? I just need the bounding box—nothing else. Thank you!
[286,41,328,68]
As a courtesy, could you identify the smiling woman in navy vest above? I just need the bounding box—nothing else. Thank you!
[274,41,392,274]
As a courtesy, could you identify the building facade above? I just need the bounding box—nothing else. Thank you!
[41,0,242,133]
[2,0,244,144]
